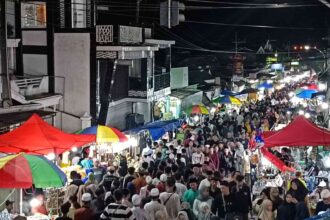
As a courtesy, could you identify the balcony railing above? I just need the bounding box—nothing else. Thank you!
[154,73,170,91]
[96,25,145,45]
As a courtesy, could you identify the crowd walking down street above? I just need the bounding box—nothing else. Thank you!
[2,75,329,220]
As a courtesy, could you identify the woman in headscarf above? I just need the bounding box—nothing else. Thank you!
[193,186,213,217]
[276,192,295,220]
[258,199,274,220]
[287,178,308,203]
[176,211,189,220]
[287,179,310,220]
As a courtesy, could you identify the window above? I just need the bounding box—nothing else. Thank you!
[21,2,46,28]
[72,0,87,28]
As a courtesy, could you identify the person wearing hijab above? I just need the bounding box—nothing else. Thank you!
[276,193,295,220]
[193,186,213,218]
[176,211,189,220]
[288,179,310,220]
[197,202,213,220]
[287,178,309,203]
[258,199,274,220]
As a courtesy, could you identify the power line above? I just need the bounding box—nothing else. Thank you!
[185,20,324,30]
[186,0,320,6]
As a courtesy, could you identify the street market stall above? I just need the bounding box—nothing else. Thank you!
[0,153,68,218]
[0,114,95,155]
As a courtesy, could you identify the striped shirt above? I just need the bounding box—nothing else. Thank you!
[100,203,135,220]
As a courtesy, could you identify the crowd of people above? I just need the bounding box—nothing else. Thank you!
[1,81,329,220]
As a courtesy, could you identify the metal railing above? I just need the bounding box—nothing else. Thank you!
[154,73,170,91]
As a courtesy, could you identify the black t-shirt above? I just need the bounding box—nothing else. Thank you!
[102,174,119,191]
[316,201,330,214]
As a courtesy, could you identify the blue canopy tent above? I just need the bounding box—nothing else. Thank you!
[258,82,273,89]
[127,119,183,140]
[296,89,317,99]
[220,90,237,96]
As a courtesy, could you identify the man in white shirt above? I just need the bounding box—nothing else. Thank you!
[159,178,180,220]
[192,147,205,165]
[145,188,168,220]
[199,170,213,190]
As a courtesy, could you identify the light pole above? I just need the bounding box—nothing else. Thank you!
[304,45,330,127]
[304,45,327,73]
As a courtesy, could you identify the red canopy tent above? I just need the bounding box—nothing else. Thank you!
[264,116,330,148]
[262,130,278,139]
[0,114,95,155]
[260,147,295,172]
[261,116,330,172]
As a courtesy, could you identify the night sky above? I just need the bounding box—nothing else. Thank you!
[155,0,330,51]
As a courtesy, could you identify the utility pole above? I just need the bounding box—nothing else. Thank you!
[0,0,12,107]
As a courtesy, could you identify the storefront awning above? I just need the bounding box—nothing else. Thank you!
[170,89,201,99]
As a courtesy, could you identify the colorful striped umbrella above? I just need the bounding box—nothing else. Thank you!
[0,153,67,188]
[79,125,128,143]
[213,96,242,105]
[185,105,209,115]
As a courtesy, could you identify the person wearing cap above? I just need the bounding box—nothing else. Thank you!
[100,189,134,220]
[156,174,167,193]
[159,178,180,220]
[315,189,330,215]
[0,200,14,220]
[140,175,153,199]
[74,193,94,220]
[131,194,149,220]
[310,180,327,202]
[145,188,168,220]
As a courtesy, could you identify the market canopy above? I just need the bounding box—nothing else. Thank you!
[127,119,183,140]
[213,96,242,105]
[264,116,330,148]
[296,89,317,99]
[0,114,95,155]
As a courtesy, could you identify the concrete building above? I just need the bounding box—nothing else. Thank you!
[0,0,174,132]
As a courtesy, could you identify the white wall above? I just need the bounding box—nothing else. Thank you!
[107,102,133,130]
[54,33,90,132]
[22,30,47,46]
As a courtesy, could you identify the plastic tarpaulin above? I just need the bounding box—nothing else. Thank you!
[128,119,183,140]
[0,114,95,155]
[264,116,330,148]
